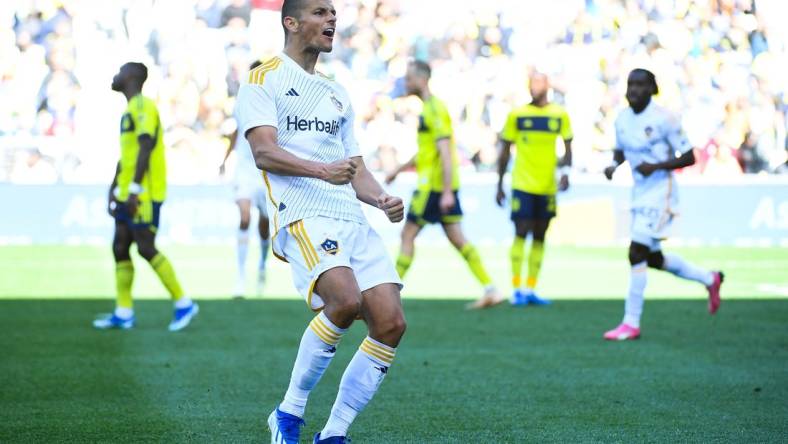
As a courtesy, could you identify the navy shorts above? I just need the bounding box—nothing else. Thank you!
[406,190,463,226]
[114,200,163,231]
[511,190,555,221]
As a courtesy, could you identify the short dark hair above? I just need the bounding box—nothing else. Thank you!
[630,68,659,95]
[127,62,148,84]
[281,0,307,41]
[409,60,431,79]
[250,60,263,70]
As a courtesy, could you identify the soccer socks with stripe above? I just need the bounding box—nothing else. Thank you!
[460,244,492,286]
[115,260,134,318]
[395,253,413,278]
[279,312,347,418]
[624,262,648,328]
[526,240,545,290]
[237,228,249,282]
[150,254,187,303]
[510,236,525,288]
[320,337,396,439]
[663,253,714,286]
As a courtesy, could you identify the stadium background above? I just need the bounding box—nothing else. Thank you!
[1,0,787,442]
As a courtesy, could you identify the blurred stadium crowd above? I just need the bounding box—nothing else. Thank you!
[1,0,786,184]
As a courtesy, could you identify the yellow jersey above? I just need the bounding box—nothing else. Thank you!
[415,96,460,192]
[501,103,572,195]
[117,94,166,202]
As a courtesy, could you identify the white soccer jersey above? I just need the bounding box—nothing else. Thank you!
[614,101,692,211]
[235,53,366,239]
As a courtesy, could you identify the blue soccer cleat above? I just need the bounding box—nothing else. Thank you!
[510,289,529,306]
[168,302,199,332]
[314,432,351,443]
[93,313,135,330]
[524,289,551,306]
[268,407,304,444]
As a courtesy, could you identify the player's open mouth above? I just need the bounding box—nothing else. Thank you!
[322,28,335,38]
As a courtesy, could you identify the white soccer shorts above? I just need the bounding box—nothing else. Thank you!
[275,216,402,310]
[234,174,268,216]
[630,205,674,251]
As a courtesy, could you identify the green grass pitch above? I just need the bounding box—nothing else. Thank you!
[1,245,787,442]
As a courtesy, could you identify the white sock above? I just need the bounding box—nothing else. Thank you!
[663,253,714,286]
[320,336,396,439]
[279,312,347,418]
[259,238,270,271]
[174,297,193,309]
[114,307,134,319]
[237,228,249,282]
[623,262,647,328]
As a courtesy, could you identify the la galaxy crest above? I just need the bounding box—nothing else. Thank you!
[321,238,339,255]
[330,94,343,112]
[644,126,653,138]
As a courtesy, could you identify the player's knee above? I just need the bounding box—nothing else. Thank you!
[647,251,665,269]
[112,243,130,261]
[389,314,407,339]
[137,243,158,261]
[239,217,251,230]
[372,313,407,344]
[331,296,362,321]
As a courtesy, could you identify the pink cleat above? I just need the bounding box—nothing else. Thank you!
[707,271,724,315]
[603,323,641,341]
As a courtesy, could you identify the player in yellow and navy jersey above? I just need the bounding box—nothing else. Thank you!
[496,72,573,306]
[93,62,197,332]
[387,60,504,310]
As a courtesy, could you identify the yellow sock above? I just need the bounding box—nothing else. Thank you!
[510,236,525,288]
[527,240,545,290]
[150,254,184,301]
[460,244,492,286]
[395,253,413,278]
[115,260,134,309]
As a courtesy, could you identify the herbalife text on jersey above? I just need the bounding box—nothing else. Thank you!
[286,115,340,136]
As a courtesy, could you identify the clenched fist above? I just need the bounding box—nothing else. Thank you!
[323,158,357,185]
[377,193,404,223]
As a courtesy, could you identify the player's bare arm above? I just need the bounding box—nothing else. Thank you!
[604,149,626,180]
[246,125,357,184]
[108,161,120,216]
[496,139,513,206]
[219,128,238,175]
[436,137,455,213]
[559,138,573,191]
[351,156,404,223]
[127,134,155,216]
[636,149,695,177]
[384,154,415,184]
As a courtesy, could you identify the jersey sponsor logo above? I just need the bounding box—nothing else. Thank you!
[286,115,340,135]
[330,93,343,112]
[516,116,561,133]
[120,113,135,133]
[320,238,339,255]
[285,88,300,97]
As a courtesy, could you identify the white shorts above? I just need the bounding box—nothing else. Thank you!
[630,206,674,251]
[234,175,268,217]
[274,216,402,311]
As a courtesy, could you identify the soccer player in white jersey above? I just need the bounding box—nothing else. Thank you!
[602,69,724,341]
[235,1,406,442]
[220,61,271,298]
